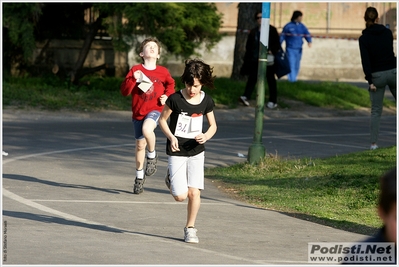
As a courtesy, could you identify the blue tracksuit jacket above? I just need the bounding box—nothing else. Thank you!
[280,21,312,81]
[280,21,312,48]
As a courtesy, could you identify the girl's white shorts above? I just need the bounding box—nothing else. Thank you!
[167,152,205,196]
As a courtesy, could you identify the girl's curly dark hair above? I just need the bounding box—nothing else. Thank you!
[180,58,216,89]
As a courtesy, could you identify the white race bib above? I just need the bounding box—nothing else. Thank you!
[175,114,203,138]
[136,72,153,92]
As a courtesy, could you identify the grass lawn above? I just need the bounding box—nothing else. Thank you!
[205,146,396,236]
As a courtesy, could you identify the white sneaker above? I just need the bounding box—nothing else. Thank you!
[239,96,250,106]
[184,227,199,243]
[267,102,277,109]
[370,144,378,150]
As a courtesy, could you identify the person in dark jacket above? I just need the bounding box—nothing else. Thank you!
[240,11,281,109]
[364,167,396,245]
[358,6,396,150]
[361,167,396,264]
[343,168,396,264]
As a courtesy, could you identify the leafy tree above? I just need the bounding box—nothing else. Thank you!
[3,3,43,75]
[3,3,223,84]
[231,3,262,80]
[98,3,223,60]
[34,3,92,40]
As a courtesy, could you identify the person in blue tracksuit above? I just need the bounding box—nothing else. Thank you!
[280,10,312,82]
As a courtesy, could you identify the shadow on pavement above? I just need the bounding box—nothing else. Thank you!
[280,211,379,237]
[3,210,184,242]
[3,174,132,195]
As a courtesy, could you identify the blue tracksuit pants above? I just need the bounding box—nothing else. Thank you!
[286,47,302,82]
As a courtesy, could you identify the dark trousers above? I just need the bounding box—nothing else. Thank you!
[243,63,277,103]
[266,64,277,103]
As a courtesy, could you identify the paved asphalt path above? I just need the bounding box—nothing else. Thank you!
[1,107,396,265]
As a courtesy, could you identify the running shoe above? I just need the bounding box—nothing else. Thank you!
[145,153,158,176]
[184,227,199,243]
[133,176,146,194]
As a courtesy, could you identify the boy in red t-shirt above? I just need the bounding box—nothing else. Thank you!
[121,37,175,194]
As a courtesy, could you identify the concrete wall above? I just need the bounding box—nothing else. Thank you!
[128,36,396,83]
[215,2,397,37]
[127,2,397,82]
[31,2,396,83]
[131,36,238,81]
[33,39,129,78]
[32,34,397,83]
[293,38,397,82]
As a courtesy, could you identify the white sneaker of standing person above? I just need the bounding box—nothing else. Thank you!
[267,101,277,109]
[370,144,378,150]
[239,96,250,106]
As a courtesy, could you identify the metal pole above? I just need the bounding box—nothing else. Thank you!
[247,2,270,164]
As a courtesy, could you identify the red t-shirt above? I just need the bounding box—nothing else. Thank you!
[120,64,175,120]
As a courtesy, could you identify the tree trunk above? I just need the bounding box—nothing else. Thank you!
[34,39,51,65]
[69,13,107,84]
[231,3,262,80]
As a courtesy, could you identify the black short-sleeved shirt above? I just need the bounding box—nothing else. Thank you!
[165,90,215,157]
